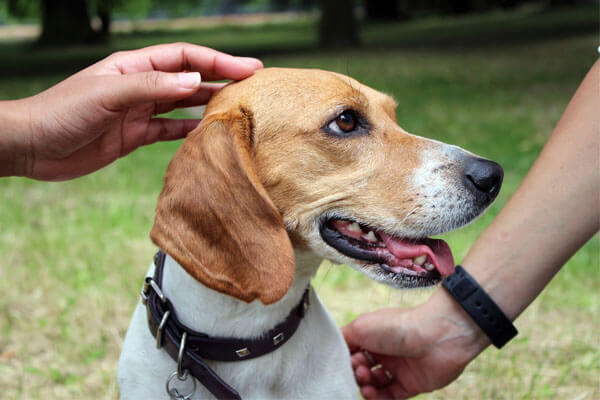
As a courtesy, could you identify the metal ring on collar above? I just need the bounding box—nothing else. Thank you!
[140,276,151,305]
[177,332,188,379]
[141,276,167,304]
[156,310,171,349]
[166,370,196,400]
[149,278,167,303]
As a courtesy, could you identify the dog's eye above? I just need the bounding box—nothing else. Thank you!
[323,109,369,137]
[335,111,357,132]
[326,110,360,136]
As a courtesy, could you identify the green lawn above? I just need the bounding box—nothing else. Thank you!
[0,6,598,399]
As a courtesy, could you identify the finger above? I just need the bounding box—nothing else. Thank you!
[364,383,413,400]
[143,118,201,145]
[354,365,373,386]
[360,385,377,399]
[362,349,377,366]
[341,324,357,347]
[28,118,201,181]
[103,71,203,110]
[346,341,361,354]
[174,82,227,108]
[352,351,397,389]
[369,364,394,387]
[361,385,392,400]
[350,352,371,370]
[237,56,264,70]
[119,117,202,158]
[106,43,263,81]
[153,83,226,115]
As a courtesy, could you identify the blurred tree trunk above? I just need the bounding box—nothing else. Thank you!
[39,0,96,45]
[366,0,399,19]
[365,0,413,20]
[319,0,359,48]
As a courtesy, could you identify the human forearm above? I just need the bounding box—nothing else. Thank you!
[0,99,32,177]
[431,60,599,330]
[460,60,599,320]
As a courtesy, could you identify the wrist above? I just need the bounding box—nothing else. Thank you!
[425,285,491,361]
[0,99,34,177]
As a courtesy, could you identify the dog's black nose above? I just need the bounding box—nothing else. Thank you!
[463,158,503,200]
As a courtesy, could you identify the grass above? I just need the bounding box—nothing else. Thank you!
[0,6,598,399]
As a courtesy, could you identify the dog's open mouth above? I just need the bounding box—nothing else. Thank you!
[319,218,455,286]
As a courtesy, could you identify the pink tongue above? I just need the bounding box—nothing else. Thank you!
[379,232,455,276]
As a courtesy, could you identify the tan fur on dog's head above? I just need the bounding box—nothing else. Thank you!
[152,68,501,304]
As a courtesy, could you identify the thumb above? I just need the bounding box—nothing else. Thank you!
[105,71,202,109]
[342,308,425,358]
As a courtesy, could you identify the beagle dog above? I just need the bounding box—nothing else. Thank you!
[117,68,502,399]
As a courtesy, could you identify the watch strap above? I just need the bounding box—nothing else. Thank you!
[443,265,518,348]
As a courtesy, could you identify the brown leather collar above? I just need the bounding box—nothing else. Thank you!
[142,251,311,400]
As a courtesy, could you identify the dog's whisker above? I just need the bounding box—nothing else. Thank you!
[389,206,419,230]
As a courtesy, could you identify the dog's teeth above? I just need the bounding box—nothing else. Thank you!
[413,255,427,265]
[425,263,435,271]
[365,231,377,242]
[348,222,362,233]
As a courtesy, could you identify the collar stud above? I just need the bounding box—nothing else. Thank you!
[235,348,251,358]
[273,332,285,345]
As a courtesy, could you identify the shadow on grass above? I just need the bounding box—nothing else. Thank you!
[0,5,596,78]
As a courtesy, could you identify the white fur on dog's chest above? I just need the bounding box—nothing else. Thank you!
[117,252,359,400]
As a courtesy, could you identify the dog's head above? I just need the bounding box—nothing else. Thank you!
[151,68,503,305]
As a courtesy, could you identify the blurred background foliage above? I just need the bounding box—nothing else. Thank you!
[0,0,595,46]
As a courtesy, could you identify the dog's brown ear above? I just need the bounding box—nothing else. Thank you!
[150,109,294,305]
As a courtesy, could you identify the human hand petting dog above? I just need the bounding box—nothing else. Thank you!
[0,43,262,180]
[343,59,599,399]
[342,291,488,399]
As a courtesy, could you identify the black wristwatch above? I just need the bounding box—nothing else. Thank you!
[442,265,518,348]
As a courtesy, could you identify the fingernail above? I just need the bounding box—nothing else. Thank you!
[370,364,383,372]
[384,369,394,381]
[178,72,201,89]
[238,57,264,69]
[362,349,376,366]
